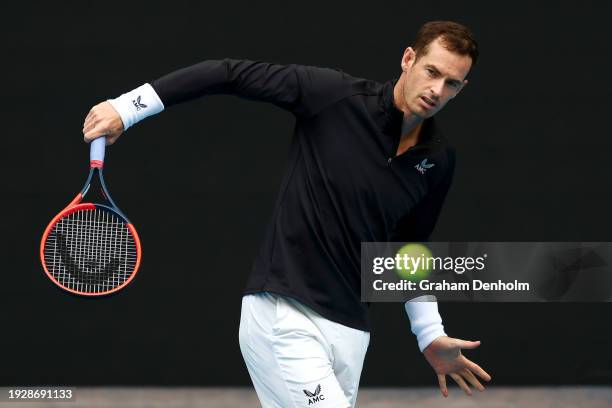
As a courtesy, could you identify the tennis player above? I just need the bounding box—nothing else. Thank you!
[83,21,490,407]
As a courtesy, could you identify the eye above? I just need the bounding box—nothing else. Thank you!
[426,68,435,77]
[447,81,460,89]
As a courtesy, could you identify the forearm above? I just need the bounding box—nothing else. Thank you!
[107,59,237,131]
[109,59,307,130]
[106,83,164,131]
[106,60,234,131]
[151,58,315,111]
[405,295,446,352]
[150,59,236,107]
[105,58,356,133]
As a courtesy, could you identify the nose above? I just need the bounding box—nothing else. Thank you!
[430,80,444,100]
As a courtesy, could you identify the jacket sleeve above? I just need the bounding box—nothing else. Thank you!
[391,148,456,242]
[150,58,354,118]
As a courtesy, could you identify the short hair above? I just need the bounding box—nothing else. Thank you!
[413,21,479,65]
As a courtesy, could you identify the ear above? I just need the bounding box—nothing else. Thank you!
[401,47,416,72]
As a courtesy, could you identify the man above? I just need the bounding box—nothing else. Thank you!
[83,20,490,408]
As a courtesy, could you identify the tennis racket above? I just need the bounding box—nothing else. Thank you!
[40,137,142,296]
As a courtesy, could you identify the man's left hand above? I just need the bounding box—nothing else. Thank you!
[423,336,491,397]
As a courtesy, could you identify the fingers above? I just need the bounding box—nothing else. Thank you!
[455,339,481,350]
[460,368,485,392]
[83,104,103,132]
[461,355,491,382]
[106,134,121,145]
[85,109,94,123]
[439,367,489,397]
[437,374,448,398]
[82,102,124,144]
[83,117,96,135]
[450,372,472,396]
[83,125,107,143]
[83,105,104,142]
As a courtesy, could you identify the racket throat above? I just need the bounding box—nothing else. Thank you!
[78,168,126,219]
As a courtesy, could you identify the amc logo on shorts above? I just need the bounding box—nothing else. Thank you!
[303,384,324,404]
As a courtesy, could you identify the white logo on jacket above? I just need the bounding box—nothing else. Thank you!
[415,158,435,174]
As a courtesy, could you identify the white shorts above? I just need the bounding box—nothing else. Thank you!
[239,292,370,408]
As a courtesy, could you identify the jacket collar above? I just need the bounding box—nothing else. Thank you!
[379,79,443,147]
[379,79,404,136]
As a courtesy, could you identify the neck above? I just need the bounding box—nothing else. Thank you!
[393,74,425,155]
[395,121,423,156]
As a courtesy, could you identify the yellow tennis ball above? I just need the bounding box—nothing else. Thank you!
[395,243,433,281]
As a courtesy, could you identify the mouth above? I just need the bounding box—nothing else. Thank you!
[419,96,437,109]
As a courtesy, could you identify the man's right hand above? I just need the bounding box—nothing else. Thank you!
[82,101,125,145]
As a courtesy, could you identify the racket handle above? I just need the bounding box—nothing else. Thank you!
[90,136,106,168]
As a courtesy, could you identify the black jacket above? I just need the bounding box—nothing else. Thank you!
[152,59,455,331]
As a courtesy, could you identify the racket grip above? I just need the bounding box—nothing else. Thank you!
[90,136,106,168]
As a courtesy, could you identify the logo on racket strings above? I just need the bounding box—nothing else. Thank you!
[56,232,121,285]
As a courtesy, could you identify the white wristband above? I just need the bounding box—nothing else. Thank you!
[404,296,446,352]
[107,83,164,131]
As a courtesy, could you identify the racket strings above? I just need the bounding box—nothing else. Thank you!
[43,208,138,293]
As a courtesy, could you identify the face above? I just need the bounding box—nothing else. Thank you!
[399,37,472,118]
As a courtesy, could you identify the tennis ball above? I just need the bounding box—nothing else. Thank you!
[395,243,433,281]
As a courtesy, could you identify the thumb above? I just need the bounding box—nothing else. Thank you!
[455,339,481,349]
[107,132,123,145]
